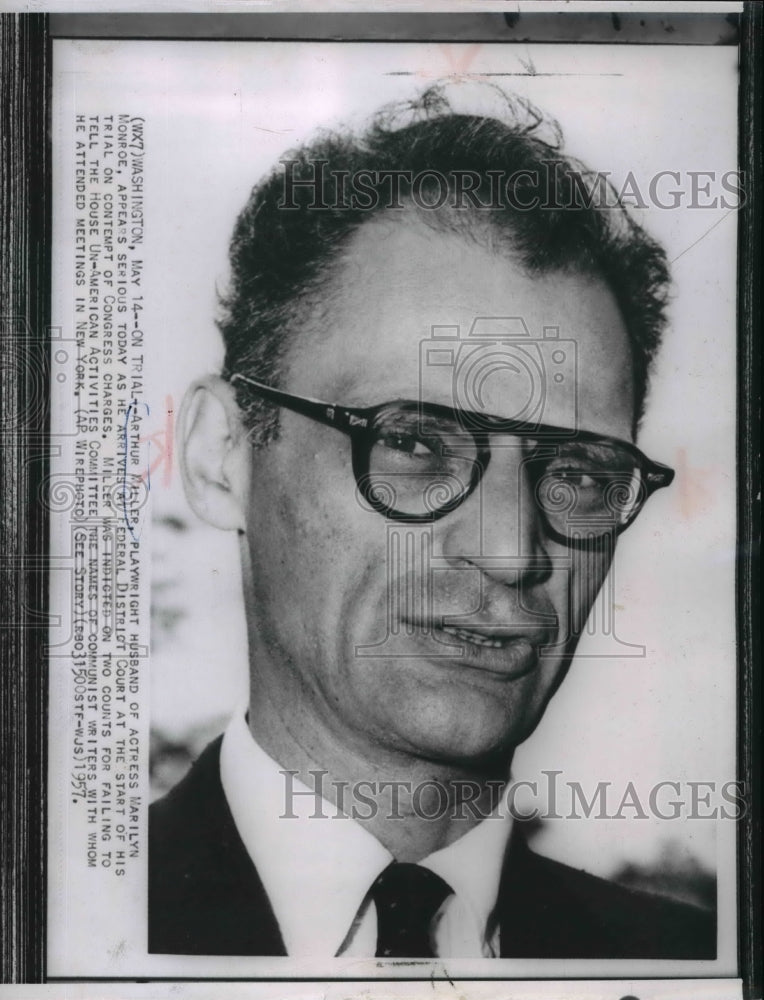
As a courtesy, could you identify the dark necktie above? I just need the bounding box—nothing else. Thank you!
[370,862,454,958]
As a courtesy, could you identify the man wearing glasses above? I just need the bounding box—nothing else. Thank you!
[149,87,715,960]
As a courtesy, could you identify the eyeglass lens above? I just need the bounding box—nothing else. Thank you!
[364,408,646,535]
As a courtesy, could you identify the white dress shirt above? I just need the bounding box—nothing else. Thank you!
[220,708,513,958]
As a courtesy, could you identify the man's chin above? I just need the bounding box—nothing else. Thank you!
[390,724,525,772]
[368,678,550,768]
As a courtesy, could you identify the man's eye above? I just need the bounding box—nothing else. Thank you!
[380,433,437,458]
[546,466,600,489]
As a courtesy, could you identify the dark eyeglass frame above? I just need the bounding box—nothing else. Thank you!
[230,373,675,536]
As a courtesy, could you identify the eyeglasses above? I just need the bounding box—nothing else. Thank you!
[230,373,675,546]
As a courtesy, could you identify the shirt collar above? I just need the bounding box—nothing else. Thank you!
[419,793,513,946]
[220,707,513,957]
[220,708,391,956]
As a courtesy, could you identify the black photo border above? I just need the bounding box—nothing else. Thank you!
[0,5,760,996]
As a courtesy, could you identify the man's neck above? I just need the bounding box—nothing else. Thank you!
[247,690,512,862]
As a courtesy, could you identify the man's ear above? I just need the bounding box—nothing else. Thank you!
[178,375,251,531]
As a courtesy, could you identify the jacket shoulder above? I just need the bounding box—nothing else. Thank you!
[500,844,716,959]
[149,736,285,956]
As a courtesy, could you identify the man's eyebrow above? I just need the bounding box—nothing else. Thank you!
[321,379,432,409]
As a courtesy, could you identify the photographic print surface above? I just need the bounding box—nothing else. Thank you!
[47,33,740,984]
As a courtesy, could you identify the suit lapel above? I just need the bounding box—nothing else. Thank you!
[150,737,287,956]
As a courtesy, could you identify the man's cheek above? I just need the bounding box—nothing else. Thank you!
[560,550,612,641]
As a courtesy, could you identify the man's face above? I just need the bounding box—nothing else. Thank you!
[239,219,635,769]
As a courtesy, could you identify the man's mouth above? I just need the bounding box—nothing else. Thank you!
[439,625,515,649]
[395,614,557,676]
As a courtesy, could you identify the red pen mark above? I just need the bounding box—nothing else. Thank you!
[438,44,483,79]
[410,44,483,81]
[674,447,715,521]
[140,395,175,488]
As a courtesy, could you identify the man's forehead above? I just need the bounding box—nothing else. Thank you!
[285,217,635,434]
[299,216,626,351]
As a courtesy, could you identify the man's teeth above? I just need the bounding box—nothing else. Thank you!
[441,625,510,649]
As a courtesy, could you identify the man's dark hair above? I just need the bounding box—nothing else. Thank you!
[219,85,670,442]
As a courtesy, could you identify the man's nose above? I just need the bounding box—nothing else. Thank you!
[434,443,553,588]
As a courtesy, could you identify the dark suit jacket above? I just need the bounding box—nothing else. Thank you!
[149,737,715,959]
